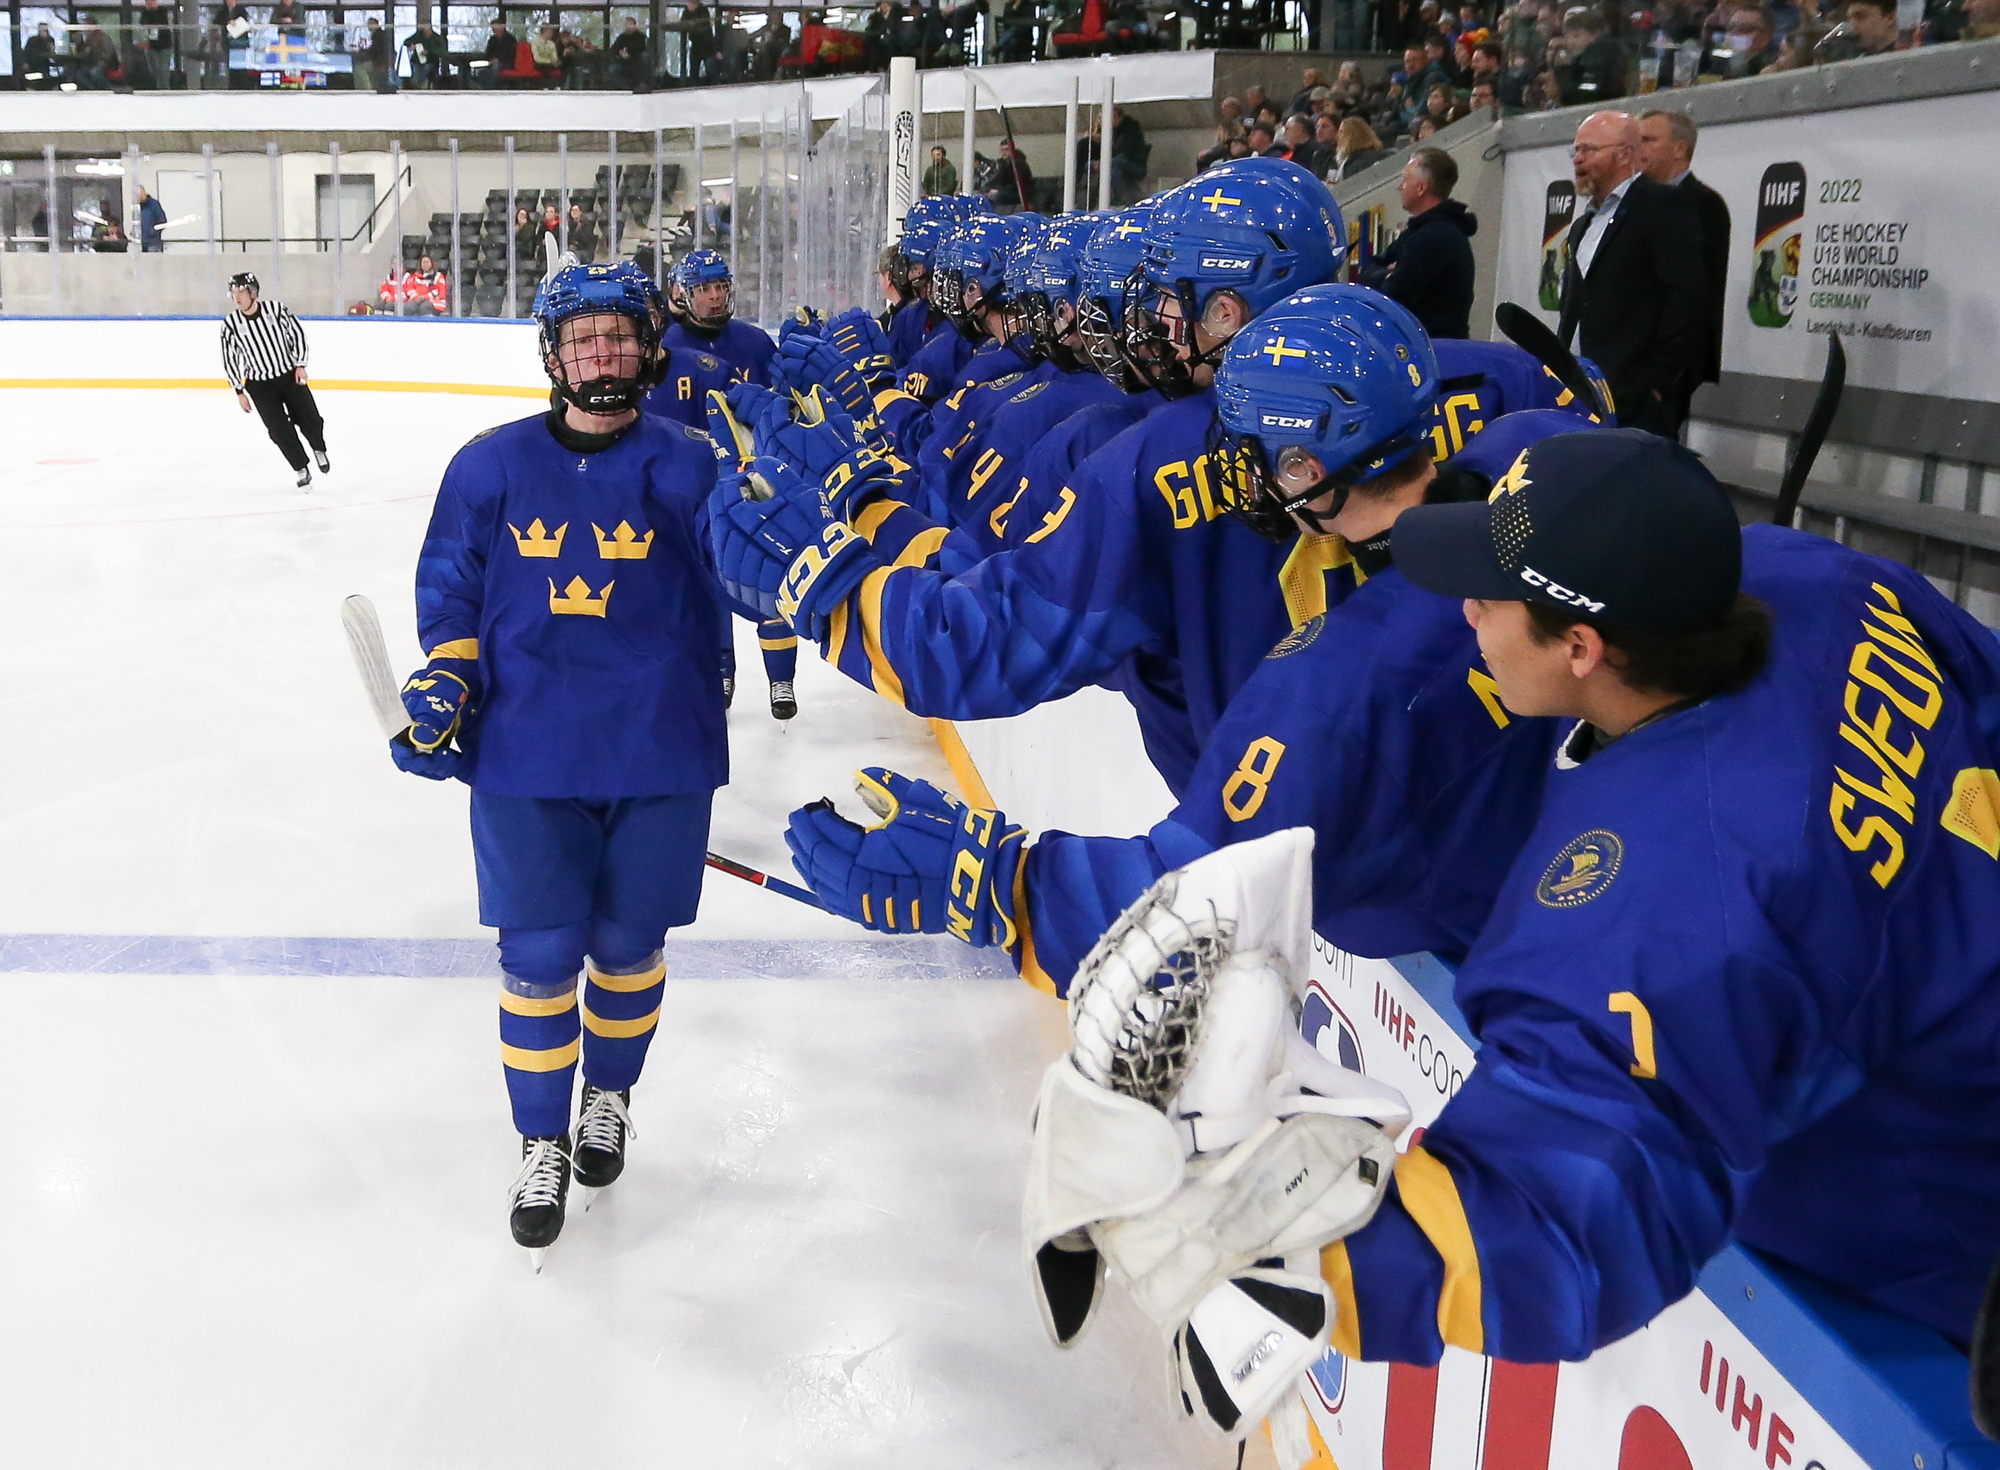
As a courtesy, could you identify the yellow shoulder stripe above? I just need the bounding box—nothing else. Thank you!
[894,526,949,570]
[1395,1145,1485,1354]
[854,498,906,542]
[855,565,908,708]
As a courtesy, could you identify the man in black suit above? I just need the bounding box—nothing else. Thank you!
[1556,110,1707,438]
[1638,106,1730,393]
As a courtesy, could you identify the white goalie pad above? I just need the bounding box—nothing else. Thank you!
[1169,1267,1333,1441]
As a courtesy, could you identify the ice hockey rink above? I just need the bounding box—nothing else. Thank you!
[0,384,1227,1468]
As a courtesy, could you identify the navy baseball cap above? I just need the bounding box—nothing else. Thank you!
[1392,428,1742,632]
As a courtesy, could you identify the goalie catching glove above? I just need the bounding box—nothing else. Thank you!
[1020,828,1411,1441]
[786,769,1024,946]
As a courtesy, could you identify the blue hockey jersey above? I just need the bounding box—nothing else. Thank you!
[663,318,776,387]
[1329,526,2000,1361]
[896,326,975,404]
[641,347,736,432]
[885,296,948,369]
[932,366,1129,549]
[415,413,727,799]
[984,390,1166,556]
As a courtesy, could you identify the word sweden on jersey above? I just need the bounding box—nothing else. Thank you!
[1535,829,1624,908]
[1830,580,1946,887]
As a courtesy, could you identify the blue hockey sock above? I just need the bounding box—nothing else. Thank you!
[581,951,666,1092]
[499,975,580,1138]
[759,618,799,682]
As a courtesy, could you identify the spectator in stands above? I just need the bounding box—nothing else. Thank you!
[480,17,517,87]
[923,145,960,196]
[1638,107,1729,394]
[1705,3,1781,73]
[70,24,114,87]
[1196,119,1246,171]
[568,203,598,263]
[1360,146,1477,338]
[402,18,445,87]
[1109,105,1149,202]
[1424,81,1467,127]
[1423,32,1463,85]
[1245,120,1280,157]
[986,139,1034,212]
[388,254,449,315]
[531,24,561,70]
[1288,66,1325,113]
[753,15,790,79]
[514,206,541,264]
[996,0,1038,59]
[539,204,565,275]
[1243,82,1269,115]
[1967,0,2000,37]
[864,1,899,68]
[268,0,304,37]
[1219,94,1245,125]
[682,0,717,79]
[1332,115,1393,179]
[1557,110,1706,436]
[1280,115,1327,174]
[611,16,650,86]
[137,185,166,252]
[557,27,599,87]
[1816,0,1899,57]
[1469,78,1499,109]
[1413,115,1443,139]
[360,16,393,88]
[1313,113,1341,159]
[1467,37,1504,90]
[1557,8,1629,105]
[94,219,130,253]
[19,19,55,88]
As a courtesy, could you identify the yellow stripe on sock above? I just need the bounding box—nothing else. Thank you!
[582,1004,662,1039]
[1320,1239,1363,1359]
[587,961,666,993]
[500,1038,580,1072]
[1395,1145,1485,1354]
[498,989,578,1017]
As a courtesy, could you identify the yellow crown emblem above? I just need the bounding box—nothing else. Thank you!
[510,518,568,557]
[549,576,613,617]
[593,521,655,560]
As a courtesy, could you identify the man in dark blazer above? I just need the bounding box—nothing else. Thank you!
[1638,106,1731,391]
[1557,110,1708,438]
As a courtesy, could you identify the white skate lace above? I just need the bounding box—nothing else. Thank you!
[509,1137,569,1208]
[771,681,795,699]
[575,1088,636,1155]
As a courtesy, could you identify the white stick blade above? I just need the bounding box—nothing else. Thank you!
[341,594,410,740]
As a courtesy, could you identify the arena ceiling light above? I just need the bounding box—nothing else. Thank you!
[75,159,126,177]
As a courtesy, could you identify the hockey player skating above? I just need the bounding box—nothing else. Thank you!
[219,271,330,491]
[1020,432,2000,1456]
[783,296,1584,999]
[391,261,727,1266]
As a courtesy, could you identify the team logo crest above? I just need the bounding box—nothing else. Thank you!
[1536,830,1623,907]
[1267,613,1325,659]
[1301,983,1363,1071]
[1539,181,1576,312]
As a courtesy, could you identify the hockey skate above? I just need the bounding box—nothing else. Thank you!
[509,1133,572,1270]
[294,466,311,490]
[723,675,736,709]
[314,447,331,474]
[573,1084,634,1203]
[769,680,797,721]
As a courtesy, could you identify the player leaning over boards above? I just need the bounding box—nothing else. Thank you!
[784,293,1582,996]
[389,261,726,1267]
[219,270,330,491]
[1029,433,2000,1456]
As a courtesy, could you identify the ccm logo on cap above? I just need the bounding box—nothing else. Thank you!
[1199,254,1256,271]
[1520,565,1606,613]
[1260,412,1317,430]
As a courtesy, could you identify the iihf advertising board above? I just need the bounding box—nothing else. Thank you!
[1492,91,2000,404]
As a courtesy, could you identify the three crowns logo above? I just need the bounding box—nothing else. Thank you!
[549,576,613,617]
[593,521,654,559]
[511,519,567,557]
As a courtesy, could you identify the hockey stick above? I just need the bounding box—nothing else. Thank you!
[1771,330,1846,528]
[340,595,828,912]
[1493,301,1610,422]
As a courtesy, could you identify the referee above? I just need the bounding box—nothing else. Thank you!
[221,271,331,490]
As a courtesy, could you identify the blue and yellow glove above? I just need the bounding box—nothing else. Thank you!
[755,385,861,481]
[823,307,895,381]
[776,319,895,417]
[786,769,1026,947]
[822,443,913,524]
[777,305,824,351]
[390,657,476,781]
[706,456,877,632]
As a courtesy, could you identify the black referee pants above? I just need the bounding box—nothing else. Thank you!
[243,375,326,471]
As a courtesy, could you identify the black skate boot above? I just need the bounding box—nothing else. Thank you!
[769,679,797,721]
[294,466,312,490]
[722,675,736,709]
[313,447,331,474]
[509,1132,572,1268]
[573,1084,634,1191]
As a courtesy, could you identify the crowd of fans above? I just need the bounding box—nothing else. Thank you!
[1194,0,1998,179]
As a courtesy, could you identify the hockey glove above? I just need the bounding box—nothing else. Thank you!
[776,304,824,350]
[391,656,477,781]
[822,444,913,524]
[704,386,763,469]
[390,736,463,781]
[707,457,878,630]
[777,334,889,418]
[754,385,861,481]
[786,768,1025,944]
[824,307,896,382]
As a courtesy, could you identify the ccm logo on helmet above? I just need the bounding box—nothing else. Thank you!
[1519,566,1606,613]
[1199,254,1256,271]
[1259,413,1317,430]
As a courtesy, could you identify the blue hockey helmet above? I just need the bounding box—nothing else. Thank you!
[888,197,952,299]
[1076,201,1159,389]
[669,247,734,328]
[535,259,662,415]
[1211,283,1439,540]
[933,213,1046,343]
[1125,158,1347,398]
[1004,211,1107,368]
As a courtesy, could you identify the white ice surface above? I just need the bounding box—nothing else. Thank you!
[0,389,1235,1467]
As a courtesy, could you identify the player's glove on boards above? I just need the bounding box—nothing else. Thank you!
[787,768,1025,947]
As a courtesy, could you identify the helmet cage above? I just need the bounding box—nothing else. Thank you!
[682,275,734,330]
[542,308,660,416]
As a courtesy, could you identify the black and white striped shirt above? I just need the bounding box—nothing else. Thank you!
[219,299,309,391]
